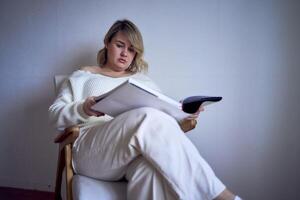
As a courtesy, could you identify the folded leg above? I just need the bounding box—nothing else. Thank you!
[126,156,177,200]
[72,107,226,200]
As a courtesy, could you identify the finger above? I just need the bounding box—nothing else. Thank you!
[84,110,95,117]
[87,104,104,116]
[198,106,205,112]
[90,96,98,105]
[184,118,197,127]
[91,110,104,117]
[195,107,204,114]
[93,111,104,117]
[194,110,201,115]
[87,97,104,116]
[86,97,99,110]
[87,96,97,105]
[83,97,101,116]
[186,114,198,119]
[191,119,197,127]
[86,109,103,117]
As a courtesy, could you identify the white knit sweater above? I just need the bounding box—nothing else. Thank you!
[49,70,161,131]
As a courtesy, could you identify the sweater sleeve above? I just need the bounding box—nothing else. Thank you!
[48,78,90,131]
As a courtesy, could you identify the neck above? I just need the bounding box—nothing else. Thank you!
[100,65,131,78]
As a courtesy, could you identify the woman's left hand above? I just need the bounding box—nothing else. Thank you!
[179,106,204,133]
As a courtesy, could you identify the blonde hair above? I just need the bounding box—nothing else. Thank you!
[97,19,148,73]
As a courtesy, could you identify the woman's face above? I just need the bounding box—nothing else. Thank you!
[105,31,136,72]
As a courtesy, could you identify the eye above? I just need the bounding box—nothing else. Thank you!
[116,43,123,48]
[128,47,135,53]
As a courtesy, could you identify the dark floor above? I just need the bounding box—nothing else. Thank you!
[0,187,54,200]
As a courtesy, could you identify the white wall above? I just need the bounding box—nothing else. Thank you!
[0,0,299,199]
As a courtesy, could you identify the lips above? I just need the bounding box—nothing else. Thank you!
[118,58,127,64]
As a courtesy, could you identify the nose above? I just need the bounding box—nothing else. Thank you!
[121,48,128,57]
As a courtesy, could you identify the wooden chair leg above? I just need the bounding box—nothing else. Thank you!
[55,146,65,200]
[54,126,79,200]
[65,144,74,200]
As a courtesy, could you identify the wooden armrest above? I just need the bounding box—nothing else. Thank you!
[179,118,197,133]
[54,125,80,143]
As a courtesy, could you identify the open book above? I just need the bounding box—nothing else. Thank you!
[91,79,222,121]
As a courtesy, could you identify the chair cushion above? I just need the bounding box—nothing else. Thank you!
[72,175,127,200]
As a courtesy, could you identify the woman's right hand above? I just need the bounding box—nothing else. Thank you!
[82,96,104,117]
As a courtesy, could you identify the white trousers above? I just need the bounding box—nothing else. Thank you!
[72,107,225,200]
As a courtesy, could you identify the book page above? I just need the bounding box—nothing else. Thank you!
[91,79,189,121]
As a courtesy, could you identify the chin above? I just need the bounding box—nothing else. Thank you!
[114,64,130,72]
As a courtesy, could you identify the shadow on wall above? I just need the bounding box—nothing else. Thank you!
[0,46,97,191]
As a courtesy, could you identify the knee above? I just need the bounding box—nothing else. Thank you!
[116,107,182,141]
[130,107,162,115]
[126,107,175,123]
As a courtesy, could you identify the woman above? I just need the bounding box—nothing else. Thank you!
[49,19,242,200]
